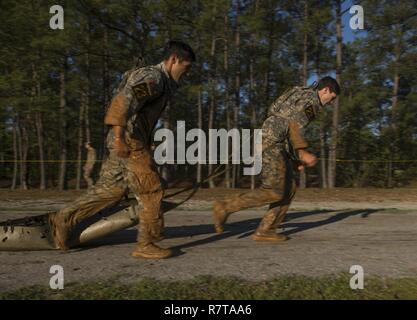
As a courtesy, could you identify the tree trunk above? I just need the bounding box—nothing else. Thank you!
[250,59,256,190]
[101,27,110,160]
[315,22,328,189]
[197,90,203,184]
[47,145,55,188]
[85,22,92,144]
[0,133,3,180]
[31,62,46,190]
[224,14,231,189]
[76,25,92,190]
[161,101,171,183]
[76,94,85,190]
[328,0,342,188]
[208,21,217,188]
[22,121,29,189]
[264,13,275,104]
[16,116,23,189]
[0,127,3,181]
[319,120,328,188]
[17,116,29,190]
[248,1,259,190]
[35,112,46,190]
[0,150,3,182]
[58,58,68,191]
[391,34,401,126]
[387,161,393,188]
[232,1,241,188]
[387,39,401,188]
[11,116,18,190]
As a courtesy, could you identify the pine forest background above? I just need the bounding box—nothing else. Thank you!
[1,0,417,191]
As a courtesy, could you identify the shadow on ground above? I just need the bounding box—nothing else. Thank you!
[77,208,381,257]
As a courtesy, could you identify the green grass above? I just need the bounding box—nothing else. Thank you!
[1,274,417,300]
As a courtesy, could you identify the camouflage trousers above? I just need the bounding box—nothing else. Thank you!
[56,144,164,243]
[219,150,296,232]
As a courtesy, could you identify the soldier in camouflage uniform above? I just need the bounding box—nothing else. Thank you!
[49,41,195,259]
[213,77,340,242]
[83,142,97,189]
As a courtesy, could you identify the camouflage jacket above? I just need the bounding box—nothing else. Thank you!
[262,86,323,158]
[104,62,178,147]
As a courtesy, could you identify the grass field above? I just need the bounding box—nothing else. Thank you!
[1,274,417,300]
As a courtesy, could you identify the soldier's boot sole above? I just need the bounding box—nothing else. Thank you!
[48,213,71,251]
[213,201,230,234]
[131,243,173,259]
[251,232,288,242]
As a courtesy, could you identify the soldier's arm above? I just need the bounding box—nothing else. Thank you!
[288,120,308,150]
[104,69,163,157]
[104,70,163,128]
[263,116,317,168]
[287,120,315,169]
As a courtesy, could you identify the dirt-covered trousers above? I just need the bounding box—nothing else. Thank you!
[56,145,164,242]
[219,149,296,232]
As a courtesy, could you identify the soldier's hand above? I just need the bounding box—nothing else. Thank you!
[114,138,130,158]
[298,149,317,167]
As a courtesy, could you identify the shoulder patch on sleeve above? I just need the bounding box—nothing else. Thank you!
[304,104,315,122]
[132,80,157,100]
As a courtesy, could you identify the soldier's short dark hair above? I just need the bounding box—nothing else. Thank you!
[162,40,196,62]
[317,76,341,95]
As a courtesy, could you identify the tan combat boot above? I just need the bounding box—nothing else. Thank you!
[131,242,172,259]
[131,223,172,259]
[48,212,71,251]
[251,229,288,242]
[152,233,165,242]
[150,216,165,242]
[251,205,289,242]
[212,201,230,234]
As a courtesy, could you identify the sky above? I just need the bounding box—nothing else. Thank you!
[307,0,368,84]
[342,0,368,43]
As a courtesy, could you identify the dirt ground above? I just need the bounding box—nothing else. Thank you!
[3,187,417,202]
[1,188,417,293]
